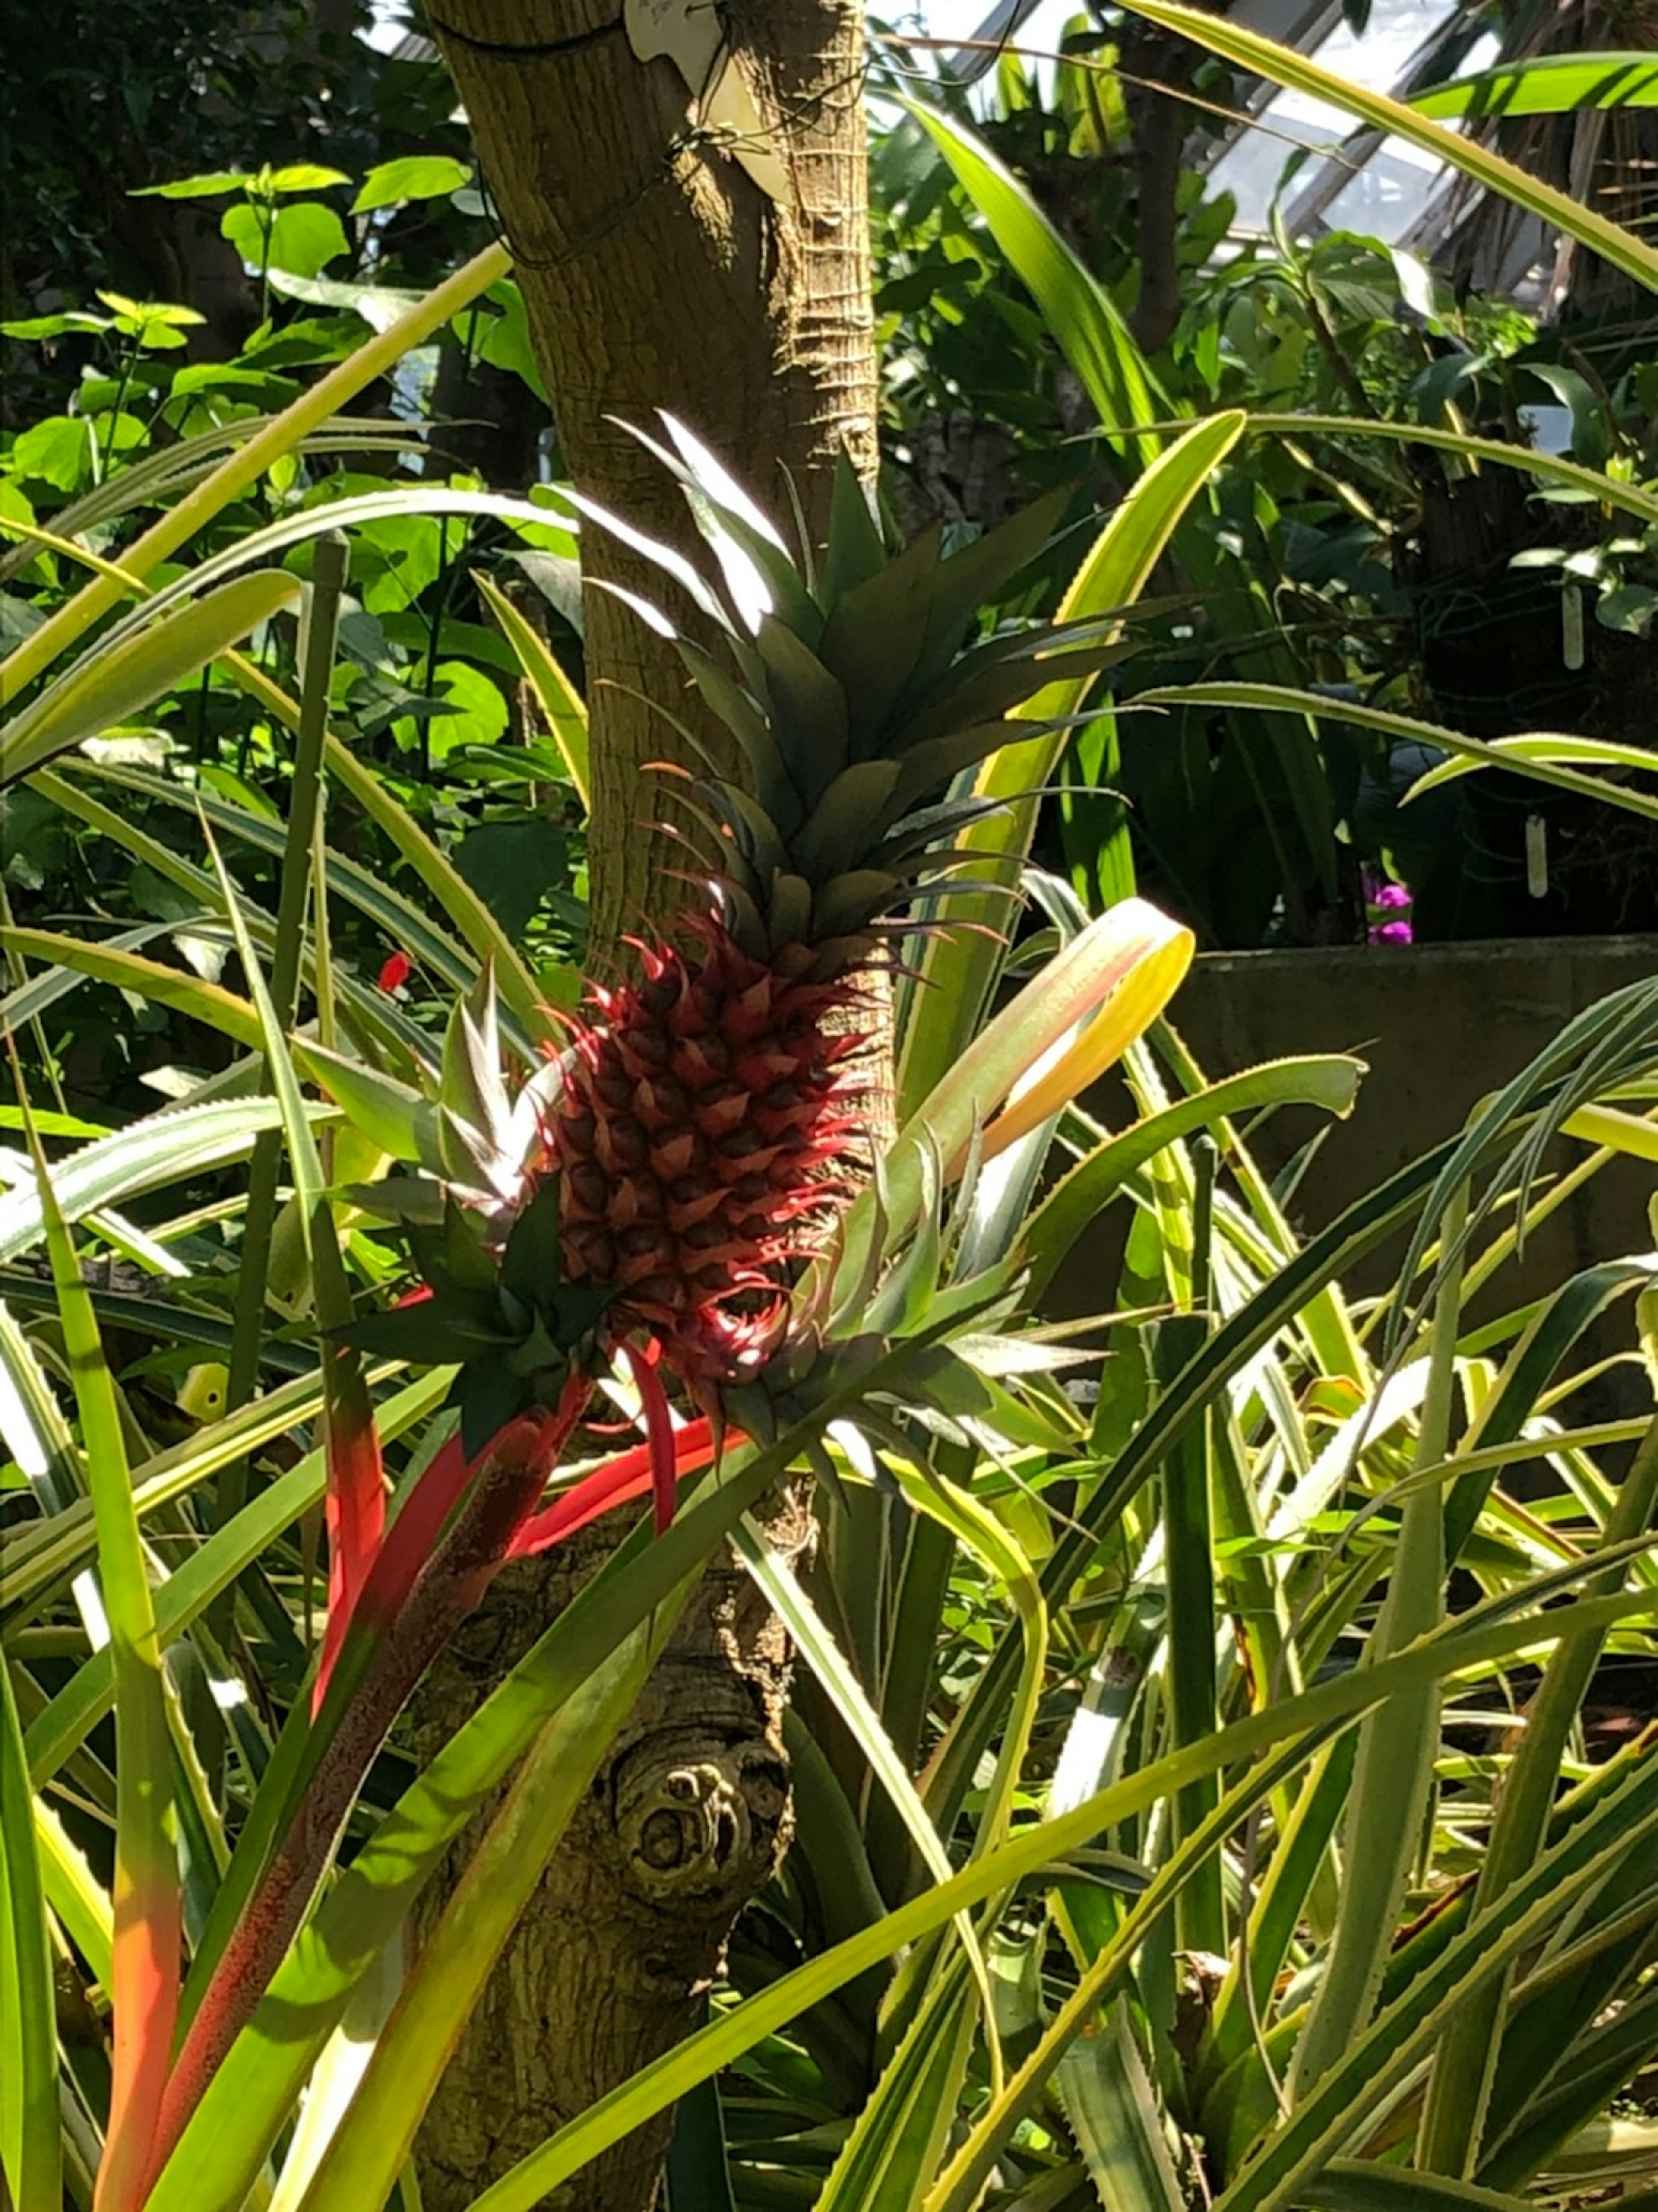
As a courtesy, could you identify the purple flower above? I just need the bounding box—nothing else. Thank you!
[1369,919,1414,945]
[1370,883,1411,912]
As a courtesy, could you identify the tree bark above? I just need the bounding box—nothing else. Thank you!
[409,1493,812,2212]
[412,6,878,2205]
[430,0,877,952]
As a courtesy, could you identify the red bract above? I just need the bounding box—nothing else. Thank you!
[313,1352,386,1713]
[378,948,414,993]
[508,1413,728,1557]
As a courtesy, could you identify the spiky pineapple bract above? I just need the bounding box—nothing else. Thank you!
[543,418,1128,1400]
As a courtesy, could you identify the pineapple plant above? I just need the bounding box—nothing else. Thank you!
[538,420,1128,1405]
[320,419,1138,1468]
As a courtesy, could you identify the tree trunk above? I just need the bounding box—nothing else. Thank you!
[409,1495,813,2212]
[430,0,877,951]
[412,6,878,2204]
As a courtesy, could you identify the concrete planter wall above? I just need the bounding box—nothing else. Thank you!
[1058,937,1658,1384]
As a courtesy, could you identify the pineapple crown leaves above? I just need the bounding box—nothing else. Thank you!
[565,416,1135,921]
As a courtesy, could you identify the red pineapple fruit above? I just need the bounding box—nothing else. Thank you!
[539,420,1128,1401]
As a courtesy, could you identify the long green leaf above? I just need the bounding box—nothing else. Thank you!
[28,1118,180,2211]
[1023,1054,1364,1298]
[22,1373,451,1788]
[1408,732,1658,812]
[0,1651,61,2212]
[926,1131,1464,1841]
[908,104,1168,466]
[475,570,590,810]
[1214,1755,1658,2212]
[1297,2165,1534,2211]
[54,759,490,1044]
[0,1294,84,1515]
[1289,1185,1465,2098]
[1245,413,1658,531]
[0,571,299,784]
[898,412,1244,1115]
[1116,0,1658,292]
[1055,2000,1184,2212]
[816,1961,978,2211]
[1413,52,1658,120]
[459,1587,1658,2211]
[2,1362,331,1620]
[1137,681,1658,825]
[1421,1393,1658,2171]
[0,927,263,1048]
[0,1096,319,1265]
[145,1417,807,2211]
[290,1610,666,2209]
[1,240,509,695]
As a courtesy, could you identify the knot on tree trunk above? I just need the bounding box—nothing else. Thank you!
[410,1497,811,2212]
[619,1740,789,1902]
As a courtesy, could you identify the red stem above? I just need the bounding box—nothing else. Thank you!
[152,1383,588,2174]
[508,1414,725,1556]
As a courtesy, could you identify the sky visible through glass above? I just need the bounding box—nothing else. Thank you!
[364,0,1501,263]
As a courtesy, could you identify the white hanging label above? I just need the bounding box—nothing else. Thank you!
[624,0,792,206]
[1525,812,1549,900]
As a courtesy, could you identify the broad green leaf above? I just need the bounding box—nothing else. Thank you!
[264,166,353,195]
[130,170,256,199]
[1116,0,1658,292]
[224,201,349,280]
[292,1041,441,1170]
[1413,52,1658,121]
[0,570,299,785]
[351,156,472,213]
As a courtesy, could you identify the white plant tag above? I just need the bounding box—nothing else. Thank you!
[625,0,721,92]
[623,0,792,206]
